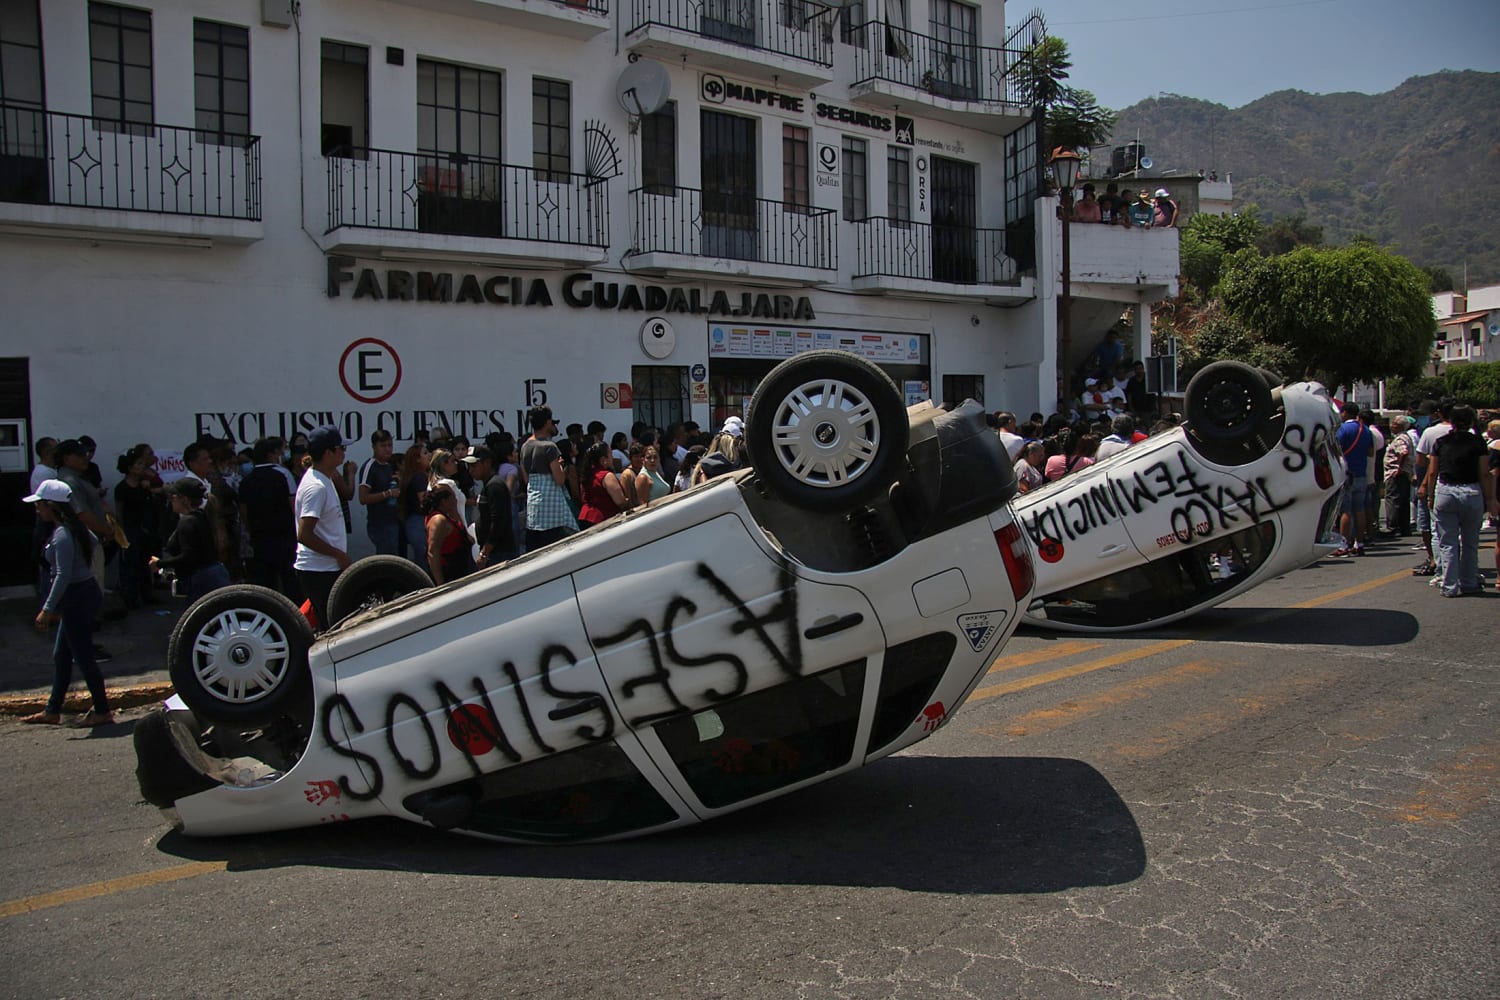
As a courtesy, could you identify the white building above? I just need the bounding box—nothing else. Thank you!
[0,0,1178,576]
[1433,285,1500,368]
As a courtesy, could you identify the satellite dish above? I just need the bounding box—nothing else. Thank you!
[617,61,671,118]
[1139,157,1154,170]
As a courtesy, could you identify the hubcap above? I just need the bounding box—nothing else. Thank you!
[770,377,881,490]
[191,609,291,705]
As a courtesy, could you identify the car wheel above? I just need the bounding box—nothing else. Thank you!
[1185,360,1274,442]
[168,585,313,727]
[747,350,909,511]
[326,555,433,627]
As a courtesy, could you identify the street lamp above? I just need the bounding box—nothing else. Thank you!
[1050,146,1082,408]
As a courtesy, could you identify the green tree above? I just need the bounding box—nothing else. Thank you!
[1218,244,1437,395]
[1021,35,1072,109]
[1047,88,1116,153]
[1256,213,1324,256]
[1384,375,1447,410]
[1445,361,1500,407]
[1179,208,1264,295]
[1175,301,1296,383]
[1423,265,1456,292]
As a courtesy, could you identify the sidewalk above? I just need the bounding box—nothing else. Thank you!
[0,592,183,714]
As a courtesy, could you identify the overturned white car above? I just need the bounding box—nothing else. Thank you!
[1018,361,1346,632]
[135,351,1036,842]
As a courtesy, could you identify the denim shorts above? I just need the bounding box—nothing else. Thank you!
[1341,476,1368,514]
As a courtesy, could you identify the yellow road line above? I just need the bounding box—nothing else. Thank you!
[985,639,1105,675]
[0,860,226,919]
[969,639,1194,702]
[1003,659,1222,738]
[973,568,1413,707]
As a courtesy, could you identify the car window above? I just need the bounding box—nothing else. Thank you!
[865,633,957,756]
[1034,522,1277,628]
[653,661,866,809]
[437,740,681,841]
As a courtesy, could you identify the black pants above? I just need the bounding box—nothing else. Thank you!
[297,569,341,633]
[525,526,571,552]
[248,536,302,604]
[1384,474,1412,535]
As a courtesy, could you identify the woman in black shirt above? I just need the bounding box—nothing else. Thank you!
[150,478,231,602]
[1420,406,1499,597]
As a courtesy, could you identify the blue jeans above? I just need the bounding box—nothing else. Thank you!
[367,518,400,556]
[47,579,108,715]
[189,562,232,603]
[1434,483,1483,595]
[403,514,429,575]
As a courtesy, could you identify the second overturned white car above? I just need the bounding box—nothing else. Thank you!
[1017,361,1346,632]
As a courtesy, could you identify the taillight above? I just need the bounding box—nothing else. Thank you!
[995,522,1035,602]
[1313,445,1334,490]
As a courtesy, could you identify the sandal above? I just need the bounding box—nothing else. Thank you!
[1412,561,1436,576]
[76,711,116,728]
[21,711,61,725]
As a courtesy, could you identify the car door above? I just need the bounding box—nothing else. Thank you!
[573,511,885,816]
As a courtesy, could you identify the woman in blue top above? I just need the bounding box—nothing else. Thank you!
[22,479,113,727]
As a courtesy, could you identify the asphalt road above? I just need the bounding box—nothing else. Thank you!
[2,537,1495,999]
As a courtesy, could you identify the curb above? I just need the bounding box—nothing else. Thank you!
[0,682,175,717]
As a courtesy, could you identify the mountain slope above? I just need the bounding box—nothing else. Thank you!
[1105,70,1500,283]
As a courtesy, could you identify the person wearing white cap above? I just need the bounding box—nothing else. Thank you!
[22,479,113,726]
[1152,188,1178,227]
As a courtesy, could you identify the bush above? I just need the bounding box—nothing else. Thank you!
[1445,361,1500,408]
[1384,375,1448,410]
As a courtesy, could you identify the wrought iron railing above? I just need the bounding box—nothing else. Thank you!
[853,216,1018,285]
[631,185,836,269]
[326,147,609,248]
[846,21,1036,105]
[0,103,260,220]
[629,0,833,67]
[555,0,608,12]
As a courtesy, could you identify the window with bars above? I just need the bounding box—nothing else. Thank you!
[89,2,153,135]
[193,20,249,145]
[942,374,983,408]
[320,41,368,157]
[532,77,571,181]
[641,101,676,194]
[841,136,867,221]
[783,124,809,210]
[632,366,689,432]
[887,145,911,225]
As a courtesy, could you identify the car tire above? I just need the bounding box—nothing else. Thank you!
[747,350,909,512]
[168,585,314,727]
[1185,360,1274,442]
[326,555,433,627]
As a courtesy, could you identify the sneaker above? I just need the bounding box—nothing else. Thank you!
[1352,543,1365,556]
[91,644,112,663]
[1412,561,1436,576]
[1328,548,1352,558]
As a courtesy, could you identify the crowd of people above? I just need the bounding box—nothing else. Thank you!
[1068,183,1179,228]
[20,409,758,723]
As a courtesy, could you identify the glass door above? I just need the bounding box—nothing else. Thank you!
[930,156,976,283]
[701,110,758,261]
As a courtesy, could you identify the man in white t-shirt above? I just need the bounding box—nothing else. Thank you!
[1413,401,1453,575]
[295,425,351,630]
[993,412,1025,463]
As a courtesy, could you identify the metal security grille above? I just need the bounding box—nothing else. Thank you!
[632,366,689,431]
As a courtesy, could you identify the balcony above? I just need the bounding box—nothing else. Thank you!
[381,0,609,39]
[323,148,609,267]
[851,216,1029,302]
[846,22,1034,135]
[1054,217,1180,303]
[626,0,834,89]
[0,104,261,246]
[628,185,835,284]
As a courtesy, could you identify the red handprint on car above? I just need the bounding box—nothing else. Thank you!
[921,701,946,732]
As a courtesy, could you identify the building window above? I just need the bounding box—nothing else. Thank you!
[942,374,983,408]
[928,0,978,99]
[0,1,45,109]
[632,366,689,432]
[533,77,571,181]
[781,0,811,30]
[417,59,502,165]
[193,20,249,144]
[887,145,910,224]
[320,41,368,157]
[640,101,676,194]
[839,1,867,44]
[89,2,153,134]
[782,124,809,210]
[841,136,867,221]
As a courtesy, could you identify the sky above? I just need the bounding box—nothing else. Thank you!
[1032,0,1500,112]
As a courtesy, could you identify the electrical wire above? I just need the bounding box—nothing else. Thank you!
[1051,0,1340,27]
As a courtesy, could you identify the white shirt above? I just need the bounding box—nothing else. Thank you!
[293,468,346,572]
[1416,422,1451,457]
[1095,435,1131,461]
[997,430,1024,463]
[30,462,55,493]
